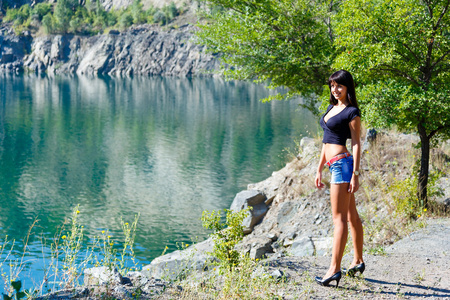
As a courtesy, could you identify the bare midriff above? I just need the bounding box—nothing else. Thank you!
[323,143,349,162]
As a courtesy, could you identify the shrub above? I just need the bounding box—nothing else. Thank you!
[201,208,249,272]
[41,13,55,34]
[153,10,166,25]
[31,2,52,22]
[119,12,134,29]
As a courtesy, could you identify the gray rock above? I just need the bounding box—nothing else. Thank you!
[248,238,273,259]
[271,269,289,282]
[436,177,450,210]
[276,201,295,227]
[311,237,333,256]
[362,128,377,151]
[290,236,314,257]
[126,271,149,287]
[230,190,268,234]
[142,238,215,280]
[113,286,131,298]
[386,219,450,257]
[84,266,124,286]
[35,288,89,300]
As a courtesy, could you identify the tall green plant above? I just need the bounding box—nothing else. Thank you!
[201,208,249,272]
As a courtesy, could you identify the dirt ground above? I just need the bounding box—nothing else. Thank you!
[262,218,450,299]
[157,218,450,300]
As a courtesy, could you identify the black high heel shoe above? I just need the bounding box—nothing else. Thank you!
[315,271,342,288]
[345,262,365,277]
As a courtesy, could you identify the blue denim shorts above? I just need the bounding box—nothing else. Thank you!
[329,156,354,184]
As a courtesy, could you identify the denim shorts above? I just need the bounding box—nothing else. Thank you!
[329,156,354,184]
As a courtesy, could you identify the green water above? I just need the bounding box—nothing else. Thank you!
[0,74,318,285]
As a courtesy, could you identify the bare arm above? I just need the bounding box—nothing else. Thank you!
[315,143,327,189]
[349,116,361,193]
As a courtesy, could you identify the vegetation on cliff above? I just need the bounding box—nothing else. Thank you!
[1,0,184,35]
[197,0,450,208]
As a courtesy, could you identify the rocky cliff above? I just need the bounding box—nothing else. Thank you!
[0,24,219,76]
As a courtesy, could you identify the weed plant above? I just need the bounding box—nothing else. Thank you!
[0,205,140,298]
[171,208,288,299]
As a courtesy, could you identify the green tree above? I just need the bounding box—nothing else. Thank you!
[196,0,335,107]
[119,12,133,29]
[163,1,178,20]
[31,2,52,22]
[54,0,78,33]
[41,12,55,34]
[131,0,146,24]
[333,0,450,207]
[153,9,166,25]
[197,0,450,208]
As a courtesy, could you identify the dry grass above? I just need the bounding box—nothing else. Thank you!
[353,131,450,252]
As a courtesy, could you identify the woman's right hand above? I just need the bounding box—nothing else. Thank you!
[315,171,325,189]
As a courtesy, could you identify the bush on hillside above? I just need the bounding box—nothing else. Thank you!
[1,0,183,35]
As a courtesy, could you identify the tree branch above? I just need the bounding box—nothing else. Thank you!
[375,65,420,86]
[432,49,450,68]
[434,0,450,30]
[428,124,450,139]
[399,42,423,64]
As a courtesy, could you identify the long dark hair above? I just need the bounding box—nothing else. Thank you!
[328,70,359,108]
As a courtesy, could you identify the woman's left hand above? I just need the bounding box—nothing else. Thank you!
[348,176,359,193]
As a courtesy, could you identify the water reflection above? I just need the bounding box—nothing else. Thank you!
[0,74,318,264]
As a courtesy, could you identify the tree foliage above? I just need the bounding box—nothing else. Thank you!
[196,0,336,106]
[197,0,450,206]
[333,0,450,206]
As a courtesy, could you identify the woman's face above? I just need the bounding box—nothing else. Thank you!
[330,81,348,103]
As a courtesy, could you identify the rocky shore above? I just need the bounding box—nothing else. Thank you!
[0,23,219,76]
[37,132,450,299]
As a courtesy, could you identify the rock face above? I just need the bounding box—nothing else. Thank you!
[0,24,219,76]
[0,29,31,72]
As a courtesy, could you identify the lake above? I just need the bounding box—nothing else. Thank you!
[0,74,318,289]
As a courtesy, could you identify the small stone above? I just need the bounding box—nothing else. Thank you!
[113,286,131,298]
[270,269,289,282]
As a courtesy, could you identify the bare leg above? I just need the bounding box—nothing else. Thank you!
[348,193,364,267]
[323,183,351,279]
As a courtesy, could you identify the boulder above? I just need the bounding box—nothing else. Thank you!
[125,271,149,287]
[142,238,215,280]
[84,266,124,286]
[312,237,333,256]
[290,236,314,257]
[230,190,269,234]
[436,177,450,210]
[248,237,273,259]
[362,128,377,151]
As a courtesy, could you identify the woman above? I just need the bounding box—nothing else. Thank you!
[314,70,365,288]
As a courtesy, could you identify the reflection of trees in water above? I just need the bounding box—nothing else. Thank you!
[0,75,317,259]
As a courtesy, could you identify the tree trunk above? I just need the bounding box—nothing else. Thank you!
[418,123,430,208]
